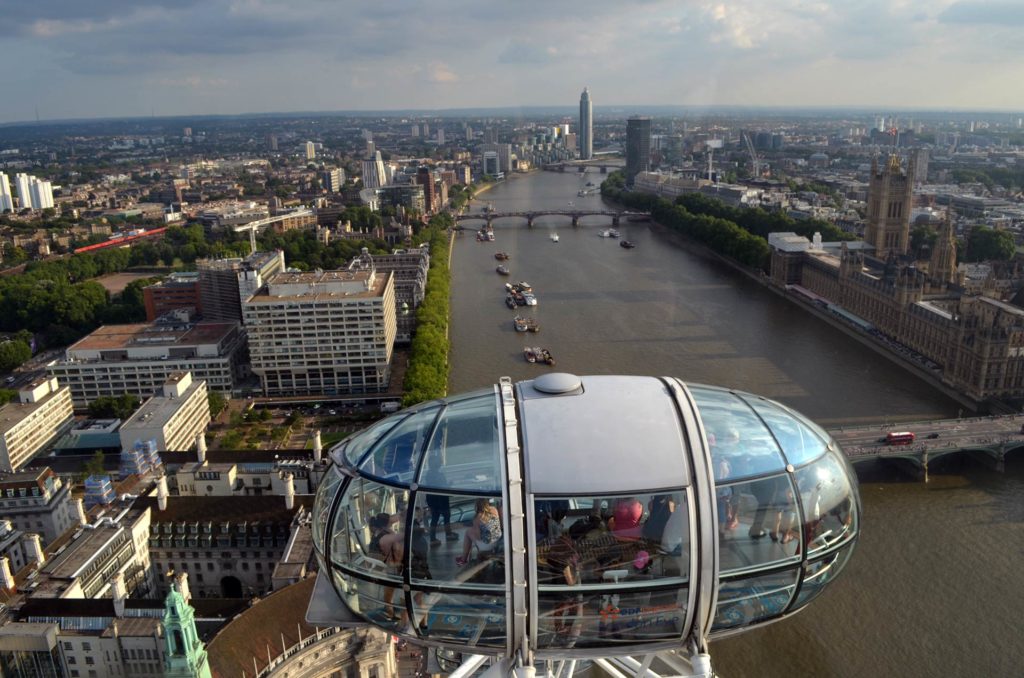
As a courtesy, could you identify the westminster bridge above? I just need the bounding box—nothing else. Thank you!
[454,209,650,229]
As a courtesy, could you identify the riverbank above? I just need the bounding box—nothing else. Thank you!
[641,218,982,414]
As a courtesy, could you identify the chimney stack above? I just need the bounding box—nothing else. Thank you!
[313,430,323,464]
[0,557,14,590]
[284,473,295,510]
[73,497,87,526]
[157,475,169,511]
[196,432,207,464]
[23,533,45,566]
[112,570,126,616]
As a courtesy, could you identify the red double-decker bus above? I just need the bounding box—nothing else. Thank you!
[885,431,915,446]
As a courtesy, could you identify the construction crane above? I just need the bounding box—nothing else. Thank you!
[743,132,762,178]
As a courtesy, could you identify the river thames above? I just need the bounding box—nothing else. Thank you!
[447,170,1023,676]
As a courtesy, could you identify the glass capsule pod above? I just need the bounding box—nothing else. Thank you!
[307,374,860,659]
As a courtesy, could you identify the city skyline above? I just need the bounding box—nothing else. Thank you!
[1,1,1024,124]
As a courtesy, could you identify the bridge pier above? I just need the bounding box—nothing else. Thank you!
[601,166,608,174]
[967,446,1006,473]
[486,218,492,230]
[572,215,579,228]
[612,215,620,227]
[578,166,586,173]
[920,451,929,483]
[527,215,534,228]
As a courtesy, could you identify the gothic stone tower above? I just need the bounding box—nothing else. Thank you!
[163,582,213,678]
[865,154,915,258]
[928,210,958,291]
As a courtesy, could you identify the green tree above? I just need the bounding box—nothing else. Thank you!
[84,450,107,478]
[910,224,938,260]
[0,340,31,372]
[208,391,228,418]
[0,389,16,405]
[88,394,142,420]
[964,226,1016,262]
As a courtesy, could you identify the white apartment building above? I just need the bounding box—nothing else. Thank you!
[0,172,13,212]
[47,320,246,408]
[10,174,54,211]
[304,141,316,160]
[29,178,54,210]
[14,173,32,210]
[243,269,397,396]
[118,372,210,455]
[361,151,388,189]
[0,378,74,473]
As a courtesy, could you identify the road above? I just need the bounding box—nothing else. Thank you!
[829,414,1024,458]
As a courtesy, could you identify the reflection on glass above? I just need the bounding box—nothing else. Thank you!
[534,492,688,586]
[419,393,502,493]
[359,405,440,484]
[411,492,505,587]
[691,386,786,481]
[713,569,799,631]
[312,466,343,554]
[331,569,404,631]
[794,545,854,609]
[718,474,800,574]
[412,591,506,647]
[330,477,407,581]
[795,452,856,556]
[741,395,828,467]
[343,415,404,466]
[536,588,686,649]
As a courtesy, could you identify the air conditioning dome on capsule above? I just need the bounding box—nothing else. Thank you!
[307,374,860,657]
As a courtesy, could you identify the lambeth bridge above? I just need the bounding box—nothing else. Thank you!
[455,209,650,229]
[827,414,1024,481]
[542,162,621,173]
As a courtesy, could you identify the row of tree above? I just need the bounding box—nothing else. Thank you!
[402,214,453,405]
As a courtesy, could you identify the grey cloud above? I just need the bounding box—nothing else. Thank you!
[498,41,560,65]
[939,1,1024,25]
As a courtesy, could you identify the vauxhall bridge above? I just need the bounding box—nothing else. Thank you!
[455,209,650,229]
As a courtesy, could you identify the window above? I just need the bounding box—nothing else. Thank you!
[85,657,94,665]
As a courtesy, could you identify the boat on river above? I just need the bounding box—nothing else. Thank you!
[551,233,559,243]
[620,240,636,249]
[522,293,537,306]
[525,317,540,332]
[513,316,529,332]
[496,265,510,276]
[494,252,509,260]
[505,294,517,309]
[524,347,555,365]
[599,229,620,238]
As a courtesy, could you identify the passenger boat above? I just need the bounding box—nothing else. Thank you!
[525,317,540,333]
[487,231,496,242]
[514,292,527,306]
[550,233,559,243]
[516,281,533,293]
[522,293,537,306]
[494,252,509,260]
[505,294,517,309]
[620,240,636,249]
[496,265,510,276]
[513,316,529,332]
[524,347,538,363]
[608,229,620,238]
[537,348,555,365]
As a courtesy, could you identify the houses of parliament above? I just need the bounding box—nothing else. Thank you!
[769,154,1024,408]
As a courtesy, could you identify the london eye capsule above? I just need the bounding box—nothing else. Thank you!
[307,374,860,663]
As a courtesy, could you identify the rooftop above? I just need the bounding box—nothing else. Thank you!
[138,494,312,525]
[0,387,69,436]
[67,322,237,352]
[120,380,205,433]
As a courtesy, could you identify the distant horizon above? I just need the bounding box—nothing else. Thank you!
[2,103,1023,130]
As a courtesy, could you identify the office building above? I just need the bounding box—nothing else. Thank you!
[0,172,13,212]
[482,151,500,177]
[196,250,285,322]
[0,468,82,545]
[47,320,246,407]
[143,272,202,321]
[348,246,430,343]
[304,141,316,161]
[481,143,513,174]
[243,269,397,396]
[266,133,278,151]
[143,492,312,599]
[0,378,74,473]
[321,167,345,193]
[364,184,426,214]
[626,116,652,186]
[118,372,210,456]
[361,151,387,189]
[864,154,914,258]
[416,167,438,214]
[579,87,593,160]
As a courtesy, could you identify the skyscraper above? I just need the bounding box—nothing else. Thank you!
[304,141,316,161]
[625,116,652,185]
[29,178,54,210]
[361,151,387,189]
[579,87,593,160]
[0,172,12,213]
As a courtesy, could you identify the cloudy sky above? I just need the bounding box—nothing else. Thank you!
[1,0,1022,123]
